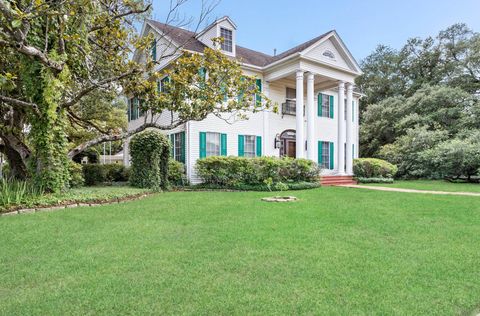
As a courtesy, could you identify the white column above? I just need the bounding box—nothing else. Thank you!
[123,138,130,166]
[346,83,353,175]
[337,81,345,174]
[306,73,315,161]
[262,80,270,156]
[296,70,305,158]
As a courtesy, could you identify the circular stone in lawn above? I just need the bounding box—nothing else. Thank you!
[261,196,298,202]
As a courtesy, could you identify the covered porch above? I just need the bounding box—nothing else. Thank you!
[261,58,358,176]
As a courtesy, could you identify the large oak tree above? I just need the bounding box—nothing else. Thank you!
[0,0,268,191]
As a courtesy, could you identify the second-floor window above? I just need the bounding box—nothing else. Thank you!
[220,28,233,52]
[319,93,332,118]
[159,76,170,93]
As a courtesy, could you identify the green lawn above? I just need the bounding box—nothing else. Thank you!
[1,187,480,315]
[361,179,480,193]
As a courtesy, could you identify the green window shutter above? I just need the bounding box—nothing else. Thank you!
[199,132,206,158]
[127,99,131,122]
[237,76,245,102]
[157,80,161,93]
[256,136,262,157]
[318,141,323,164]
[198,67,206,79]
[329,142,334,170]
[318,93,323,117]
[329,95,334,119]
[170,134,175,158]
[132,97,138,120]
[352,143,355,159]
[220,133,227,156]
[238,135,244,157]
[151,39,157,61]
[255,79,262,106]
[180,131,186,163]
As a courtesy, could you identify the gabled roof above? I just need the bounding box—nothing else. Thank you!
[268,31,332,64]
[145,18,360,72]
[195,16,237,39]
[147,19,206,53]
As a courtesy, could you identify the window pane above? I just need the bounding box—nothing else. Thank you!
[206,132,220,157]
[244,135,256,158]
[174,133,183,162]
[322,94,330,118]
[220,28,233,52]
[322,142,330,169]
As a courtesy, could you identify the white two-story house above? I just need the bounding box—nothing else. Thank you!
[125,16,363,184]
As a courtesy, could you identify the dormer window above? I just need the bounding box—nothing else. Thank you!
[220,27,233,52]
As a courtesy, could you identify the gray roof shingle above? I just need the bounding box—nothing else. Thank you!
[147,19,331,68]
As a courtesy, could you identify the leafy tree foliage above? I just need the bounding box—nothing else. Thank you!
[357,24,480,180]
[0,0,268,191]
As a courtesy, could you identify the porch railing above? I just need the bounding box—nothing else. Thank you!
[281,99,304,117]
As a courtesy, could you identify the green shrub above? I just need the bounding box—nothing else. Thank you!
[82,164,129,186]
[195,156,321,187]
[68,161,84,188]
[103,164,129,182]
[353,158,398,179]
[168,160,187,186]
[190,181,320,192]
[83,164,106,186]
[356,177,394,184]
[129,130,170,190]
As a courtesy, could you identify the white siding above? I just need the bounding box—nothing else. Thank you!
[196,25,218,49]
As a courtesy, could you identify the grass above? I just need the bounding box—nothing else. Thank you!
[1,187,480,314]
[361,179,480,193]
[0,185,149,212]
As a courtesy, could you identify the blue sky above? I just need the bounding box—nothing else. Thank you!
[150,0,480,62]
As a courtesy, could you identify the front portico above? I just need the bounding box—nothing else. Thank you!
[263,71,358,175]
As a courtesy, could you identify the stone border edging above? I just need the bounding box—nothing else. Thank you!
[1,192,153,217]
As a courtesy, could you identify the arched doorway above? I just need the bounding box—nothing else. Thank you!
[279,129,296,158]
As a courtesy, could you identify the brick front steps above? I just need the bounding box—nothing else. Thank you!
[321,175,357,186]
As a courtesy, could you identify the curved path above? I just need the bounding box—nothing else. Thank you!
[337,184,480,197]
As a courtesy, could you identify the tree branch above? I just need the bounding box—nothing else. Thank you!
[67,121,184,158]
[0,95,40,113]
[89,4,152,33]
[62,69,140,108]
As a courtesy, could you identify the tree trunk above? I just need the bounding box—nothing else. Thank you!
[0,133,31,180]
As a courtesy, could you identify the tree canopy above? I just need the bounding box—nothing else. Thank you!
[357,24,480,180]
[0,0,269,191]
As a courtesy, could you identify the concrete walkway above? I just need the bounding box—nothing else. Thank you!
[337,184,480,197]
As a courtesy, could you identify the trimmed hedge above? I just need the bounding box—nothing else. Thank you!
[82,164,129,186]
[353,158,398,179]
[129,130,170,190]
[195,156,321,186]
[356,177,394,184]
[190,181,321,192]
